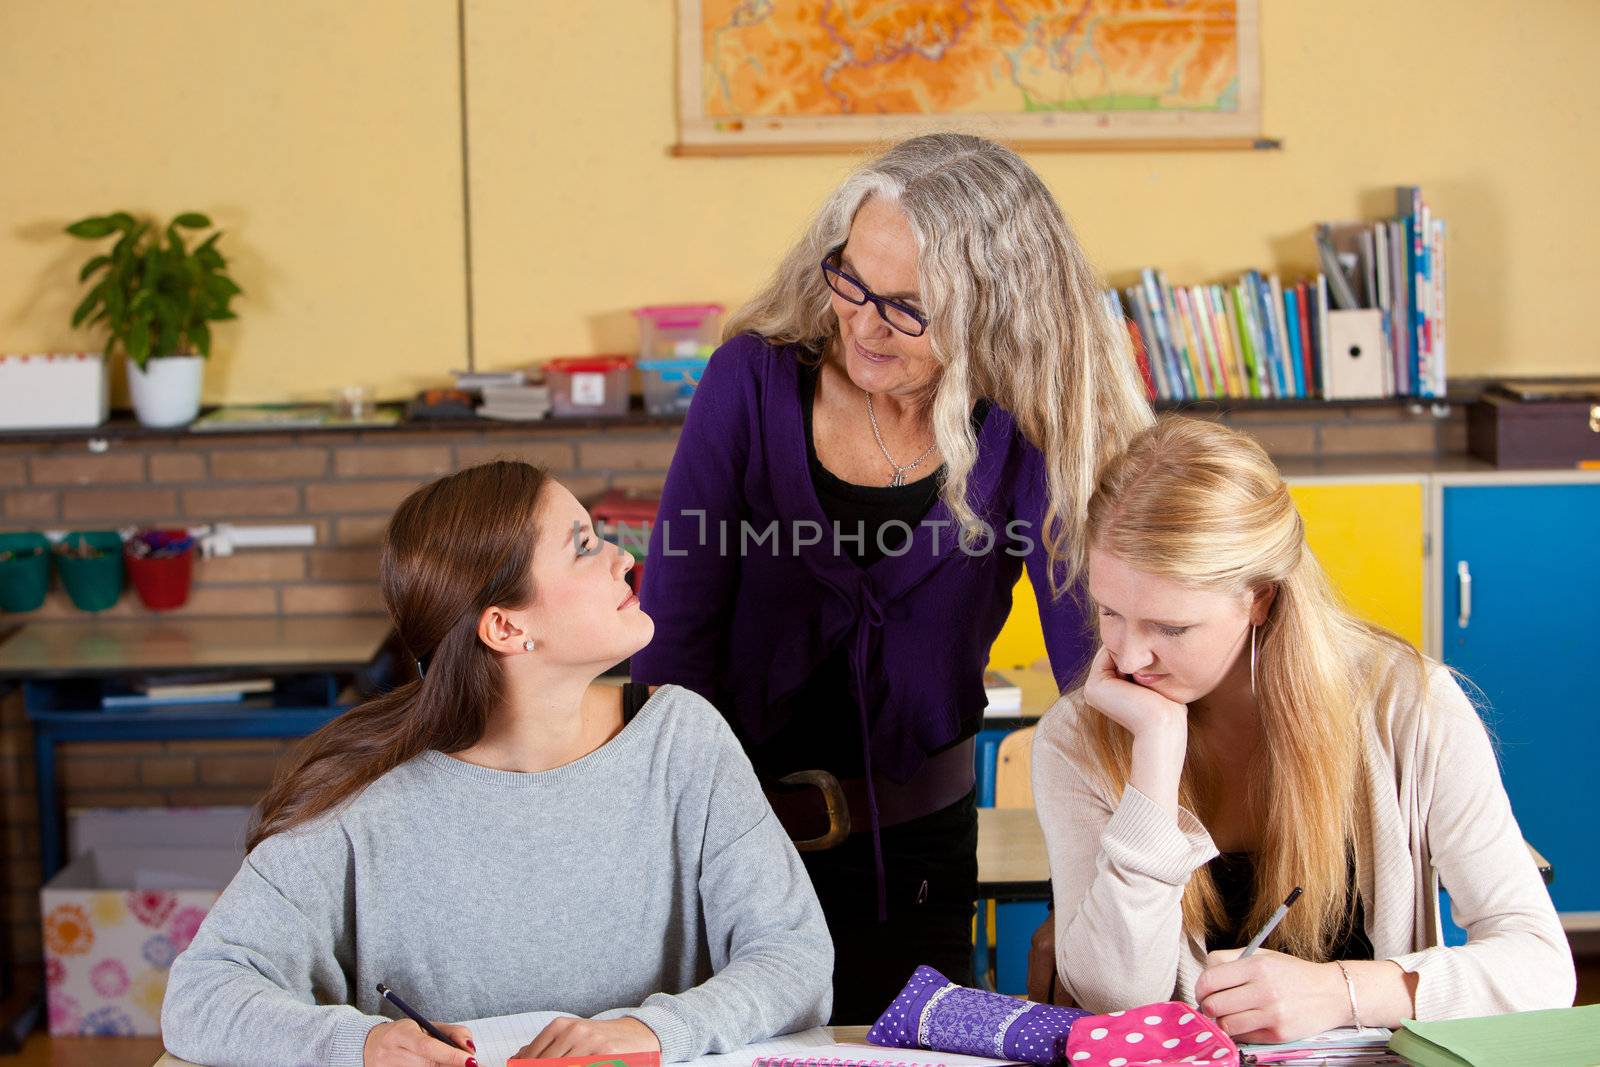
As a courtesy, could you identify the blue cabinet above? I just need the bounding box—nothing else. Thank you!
[1440,480,1600,919]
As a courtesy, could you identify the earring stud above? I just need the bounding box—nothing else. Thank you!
[523,638,536,652]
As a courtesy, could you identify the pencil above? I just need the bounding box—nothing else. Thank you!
[376,982,470,1053]
[1239,886,1303,958]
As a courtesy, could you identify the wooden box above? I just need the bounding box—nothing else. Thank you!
[1468,386,1600,468]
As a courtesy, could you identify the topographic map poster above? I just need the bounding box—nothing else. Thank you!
[678,1,1261,152]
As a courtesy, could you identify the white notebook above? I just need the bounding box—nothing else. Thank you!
[451,1021,1021,1067]
[455,1011,577,1067]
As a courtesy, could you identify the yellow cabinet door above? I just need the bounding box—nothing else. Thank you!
[985,479,1425,672]
[1289,480,1424,648]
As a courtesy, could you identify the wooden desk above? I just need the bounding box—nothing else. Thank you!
[976,806,1049,901]
[0,616,393,879]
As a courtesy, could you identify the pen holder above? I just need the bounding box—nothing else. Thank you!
[0,532,51,613]
[126,528,195,611]
[55,530,124,612]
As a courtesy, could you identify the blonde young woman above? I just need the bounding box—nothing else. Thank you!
[632,133,1152,1018]
[1032,417,1574,1041]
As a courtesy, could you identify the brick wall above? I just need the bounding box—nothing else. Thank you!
[0,401,1464,964]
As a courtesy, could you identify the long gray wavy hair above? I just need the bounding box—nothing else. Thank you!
[726,132,1154,596]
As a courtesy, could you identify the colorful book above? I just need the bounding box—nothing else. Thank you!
[1247,272,1282,397]
[1232,282,1263,398]
[1127,287,1168,400]
[1315,273,1332,398]
[1282,286,1305,398]
[1387,1004,1600,1067]
[1140,269,1186,399]
[1126,316,1156,400]
[1295,283,1314,399]
[1267,273,1295,397]
[1198,285,1232,397]
[1156,269,1199,398]
[1431,217,1447,397]
[1397,185,1423,396]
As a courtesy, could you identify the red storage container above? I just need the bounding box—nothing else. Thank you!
[125,529,195,611]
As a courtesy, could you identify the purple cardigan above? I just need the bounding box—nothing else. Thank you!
[631,333,1094,784]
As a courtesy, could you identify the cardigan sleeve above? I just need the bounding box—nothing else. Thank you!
[1387,667,1576,1017]
[1017,441,1095,688]
[630,340,755,699]
[1032,697,1218,1012]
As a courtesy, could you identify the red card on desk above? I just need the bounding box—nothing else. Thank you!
[509,1053,661,1067]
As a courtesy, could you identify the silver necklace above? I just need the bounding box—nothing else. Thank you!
[865,393,938,487]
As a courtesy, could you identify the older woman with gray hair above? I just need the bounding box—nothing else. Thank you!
[631,132,1152,1019]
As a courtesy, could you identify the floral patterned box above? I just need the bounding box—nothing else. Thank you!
[42,807,249,1037]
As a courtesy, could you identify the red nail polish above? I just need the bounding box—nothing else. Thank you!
[467,1041,477,1051]
[467,1058,479,1067]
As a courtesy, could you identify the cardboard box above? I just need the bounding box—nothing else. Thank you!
[0,353,108,430]
[41,807,250,1036]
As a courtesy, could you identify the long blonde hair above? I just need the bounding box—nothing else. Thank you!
[1081,416,1425,960]
[727,132,1152,594]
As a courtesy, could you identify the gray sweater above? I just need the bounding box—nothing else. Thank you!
[161,686,833,1067]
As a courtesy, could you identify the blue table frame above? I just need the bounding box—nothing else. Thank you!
[0,616,393,881]
[23,688,348,879]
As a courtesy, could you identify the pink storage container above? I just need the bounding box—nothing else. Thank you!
[634,304,723,363]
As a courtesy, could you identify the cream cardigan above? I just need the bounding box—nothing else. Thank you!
[1032,660,1575,1019]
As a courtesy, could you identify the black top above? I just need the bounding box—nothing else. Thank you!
[798,360,947,568]
[621,682,651,724]
[1205,851,1375,961]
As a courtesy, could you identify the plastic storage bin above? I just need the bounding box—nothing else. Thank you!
[638,358,709,415]
[126,529,196,611]
[545,356,632,417]
[634,304,722,363]
[0,532,51,613]
[55,531,124,612]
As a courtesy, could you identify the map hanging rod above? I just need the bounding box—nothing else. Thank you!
[672,137,1284,157]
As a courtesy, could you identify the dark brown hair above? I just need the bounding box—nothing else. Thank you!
[248,461,551,850]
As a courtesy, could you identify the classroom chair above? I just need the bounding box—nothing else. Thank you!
[972,725,1049,994]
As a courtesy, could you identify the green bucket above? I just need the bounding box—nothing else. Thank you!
[55,530,124,612]
[0,532,51,613]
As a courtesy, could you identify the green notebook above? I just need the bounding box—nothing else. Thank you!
[1387,1004,1600,1067]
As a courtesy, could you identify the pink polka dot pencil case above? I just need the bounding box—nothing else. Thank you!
[1064,1002,1240,1067]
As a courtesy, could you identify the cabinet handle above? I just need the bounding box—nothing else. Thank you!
[1457,560,1472,629]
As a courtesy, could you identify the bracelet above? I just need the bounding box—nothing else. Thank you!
[1333,960,1363,1031]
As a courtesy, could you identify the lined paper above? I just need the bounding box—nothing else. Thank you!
[456,1011,577,1067]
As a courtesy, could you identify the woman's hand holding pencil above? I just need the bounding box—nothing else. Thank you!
[370,983,477,1067]
[365,1017,478,1067]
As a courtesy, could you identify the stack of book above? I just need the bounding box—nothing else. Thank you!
[1105,269,1330,401]
[1106,185,1445,403]
[101,677,274,709]
[1315,185,1447,399]
[478,382,552,421]
[450,368,553,421]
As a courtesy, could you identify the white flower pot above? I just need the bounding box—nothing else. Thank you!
[127,355,204,427]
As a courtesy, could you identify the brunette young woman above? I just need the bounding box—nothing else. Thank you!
[161,462,832,1067]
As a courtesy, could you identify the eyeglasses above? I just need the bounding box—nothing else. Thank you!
[820,248,929,337]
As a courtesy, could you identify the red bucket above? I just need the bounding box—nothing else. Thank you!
[125,529,195,611]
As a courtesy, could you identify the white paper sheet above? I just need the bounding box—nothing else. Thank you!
[450,1022,1023,1067]
[455,1011,578,1067]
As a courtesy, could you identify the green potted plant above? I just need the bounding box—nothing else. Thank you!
[65,211,242,427]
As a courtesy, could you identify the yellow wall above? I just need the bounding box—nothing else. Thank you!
[3,1,1597,403]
